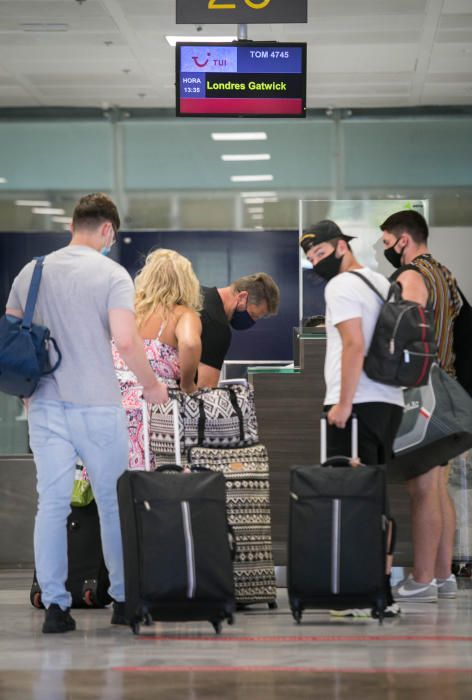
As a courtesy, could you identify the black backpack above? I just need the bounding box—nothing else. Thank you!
[392,261,472,397]
[453,289,472,397]
[349,271,438,388]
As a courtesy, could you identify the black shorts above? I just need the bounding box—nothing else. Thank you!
[323,402,403,467]
[323,402,403,520]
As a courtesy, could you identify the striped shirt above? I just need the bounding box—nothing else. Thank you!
[409,254,462,376]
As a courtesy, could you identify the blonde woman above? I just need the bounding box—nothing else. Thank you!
[112,249,202,469]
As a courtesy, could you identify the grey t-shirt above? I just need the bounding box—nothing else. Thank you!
[7,245,135,406]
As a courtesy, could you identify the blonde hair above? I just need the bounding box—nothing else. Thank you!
[134,249,202,328]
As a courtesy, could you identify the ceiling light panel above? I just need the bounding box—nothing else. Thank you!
[212,132,268,141]
[221,154,271,162]
[32,208,65,215]
[231,175,274,182]
[240,192,276,198]
[166,36,236,47]
[15,200,52,207]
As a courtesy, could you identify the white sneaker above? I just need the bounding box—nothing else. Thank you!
[436,574,458,599]
[393,574,438,603]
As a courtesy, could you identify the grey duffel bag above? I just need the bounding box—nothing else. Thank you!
[391,364,472,479]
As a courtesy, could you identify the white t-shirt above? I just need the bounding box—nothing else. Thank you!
[324,268,404,407]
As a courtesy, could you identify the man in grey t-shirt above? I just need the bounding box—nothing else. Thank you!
[6,193,167,634]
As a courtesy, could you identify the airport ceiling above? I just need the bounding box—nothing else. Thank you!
[0,0,471,111]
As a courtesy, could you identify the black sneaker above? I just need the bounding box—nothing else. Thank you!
[42,604,76,634]
[110,601,129,626]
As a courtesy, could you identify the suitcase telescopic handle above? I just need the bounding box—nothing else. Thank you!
[320,412,358,466]
[140,392,151,472]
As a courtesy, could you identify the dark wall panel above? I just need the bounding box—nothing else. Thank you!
[1,229,300,362]
[119,229,300,361]
[0,232,70,313]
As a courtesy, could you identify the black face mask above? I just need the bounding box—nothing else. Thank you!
[230,309,255,331]
[384,244,403,269]
[314,250,343,281]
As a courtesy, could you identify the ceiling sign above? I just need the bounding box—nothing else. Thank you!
[176,0,307,24]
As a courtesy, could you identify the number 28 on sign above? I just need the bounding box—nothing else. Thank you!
[208,0,272,10]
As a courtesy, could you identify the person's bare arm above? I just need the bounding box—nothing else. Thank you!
[5,308,22,318]
[197,363,221,389]
[396,269,428,306]
[327,317,365,429]
[109,308,168,404]
[175,310,202,393]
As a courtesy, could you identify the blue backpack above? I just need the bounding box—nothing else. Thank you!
[0,257,61,398]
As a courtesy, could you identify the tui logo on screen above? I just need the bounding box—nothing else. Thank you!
[192,52,211,68]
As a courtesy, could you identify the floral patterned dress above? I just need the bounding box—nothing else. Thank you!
[112,331,180,469]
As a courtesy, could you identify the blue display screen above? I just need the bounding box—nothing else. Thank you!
[176,42,306,118]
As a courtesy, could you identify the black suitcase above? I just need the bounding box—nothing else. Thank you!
[30,499,111,609]
[288,416,388,623]
[117,399,236,634]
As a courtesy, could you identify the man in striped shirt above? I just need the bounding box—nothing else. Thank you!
[381,210,462,604]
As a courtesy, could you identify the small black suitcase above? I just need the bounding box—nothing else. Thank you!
[288,416,388,622]
[117,399,235,634]
[30,499,111,609]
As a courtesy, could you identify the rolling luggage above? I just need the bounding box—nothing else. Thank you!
[117,398,235,634]
[288,416,388,622]
[189,444,277,609]
[30,498,111,609]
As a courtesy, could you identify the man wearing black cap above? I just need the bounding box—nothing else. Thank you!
[300,219,404,617]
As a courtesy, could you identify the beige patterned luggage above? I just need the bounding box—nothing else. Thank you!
[189,444,277,609]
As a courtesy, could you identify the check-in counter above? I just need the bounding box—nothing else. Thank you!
[248,329,413,568]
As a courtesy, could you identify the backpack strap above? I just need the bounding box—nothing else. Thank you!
[348,270,387,302]
[457,287,469,308]
[389,263,418,284]
[21,256,45,331]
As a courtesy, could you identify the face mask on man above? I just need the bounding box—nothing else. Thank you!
[383,242,403,269]
[230,309,255,331]
[314,249,343,282]
[100,226,115,256]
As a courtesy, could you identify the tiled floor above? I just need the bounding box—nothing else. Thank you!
[0,571,471,699]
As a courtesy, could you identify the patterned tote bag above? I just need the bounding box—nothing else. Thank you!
[150,384,259,459]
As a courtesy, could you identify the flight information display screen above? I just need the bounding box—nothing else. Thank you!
[176,42,306,117]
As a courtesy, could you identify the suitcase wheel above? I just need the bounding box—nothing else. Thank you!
[83,589,95,607]
[82,579,103,607]
[453,562,471,578]
[268,601,278,610]
[31,590,44,609]
[211,620,222,634]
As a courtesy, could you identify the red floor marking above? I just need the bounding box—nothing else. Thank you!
[113,666,472,674]
[136,634,472,643]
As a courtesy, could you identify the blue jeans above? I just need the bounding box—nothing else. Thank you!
[28,400,128,609]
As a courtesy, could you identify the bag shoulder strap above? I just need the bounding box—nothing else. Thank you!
[348,270,386,302]
[457,287,470,308]
[22,256,45,330]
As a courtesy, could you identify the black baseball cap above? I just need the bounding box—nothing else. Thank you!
[300,219,355,254]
